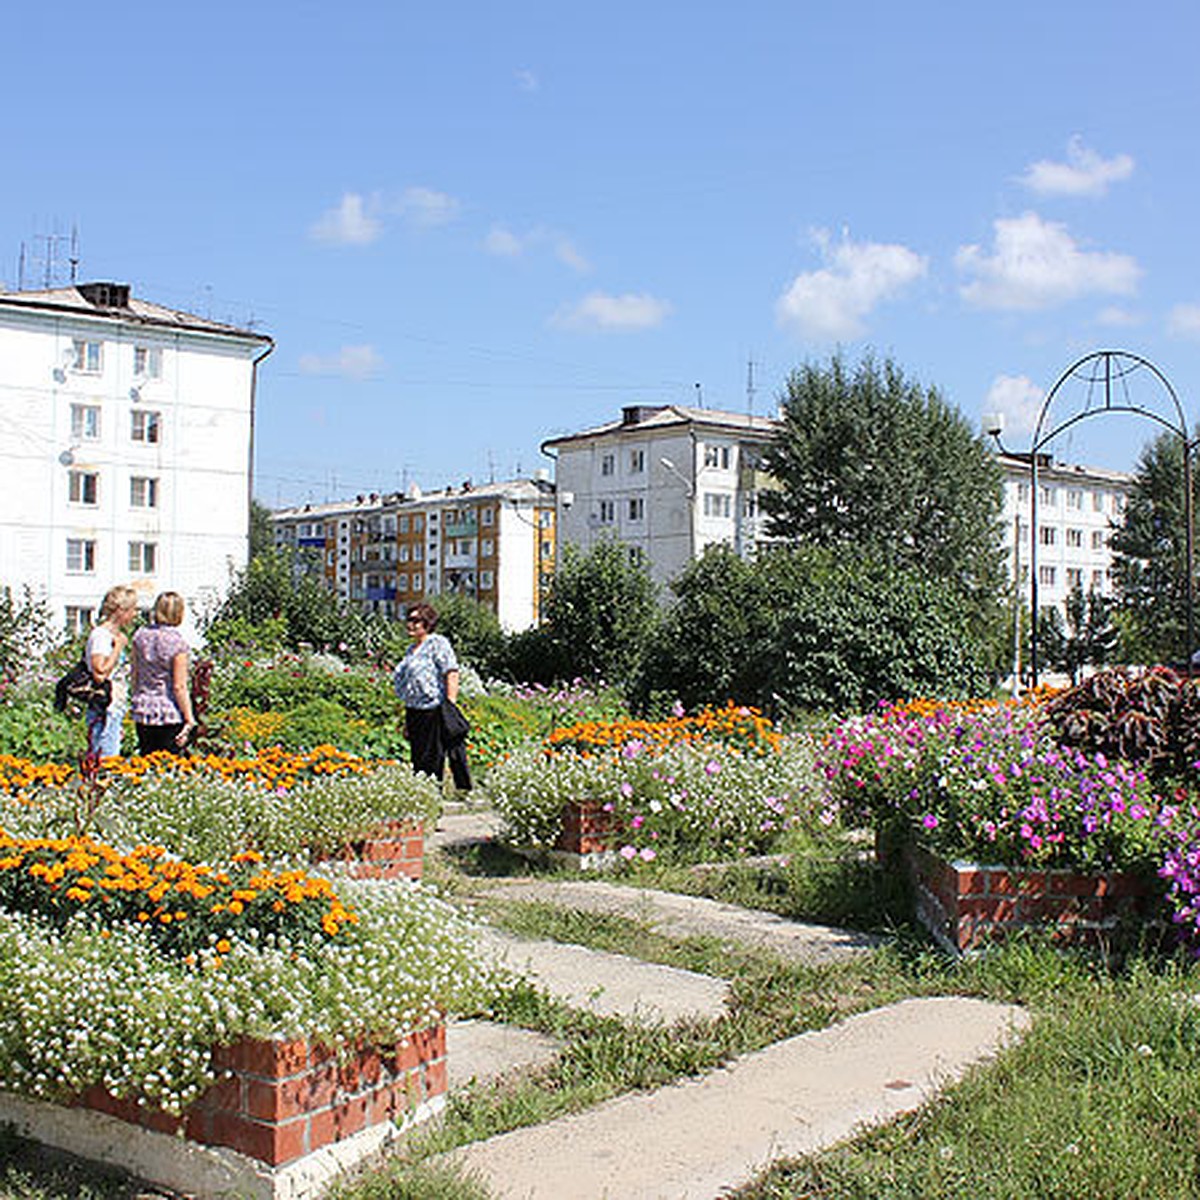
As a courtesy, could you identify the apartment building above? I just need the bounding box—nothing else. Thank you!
[0,282,272,630]
[271,477,555,631]
[543,404,777,587]
[996,452,1133,615]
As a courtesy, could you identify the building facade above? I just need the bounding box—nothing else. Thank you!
[0,283,272,630]
[543,404,777,587]
[271,477,556,632]
[996,452,1133,615]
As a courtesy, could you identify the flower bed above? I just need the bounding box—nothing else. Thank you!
[488,708,822,865]
[311,820,425,881]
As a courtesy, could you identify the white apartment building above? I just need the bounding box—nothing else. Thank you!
[543,404,777,587]
[996,452,1133,615]
[0,283,272,630]
[271,477,556,632]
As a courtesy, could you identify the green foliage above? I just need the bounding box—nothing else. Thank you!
[643,545,990,714]
[536,540,659,687]
[0,690,85,760]
[432,594,507,677]
[760,351,1006,630]
[208,548,344,650]
[1110,430,1198,663]
[0,585,60,684]
[248,498,275,559]
[1040,585,1117,683]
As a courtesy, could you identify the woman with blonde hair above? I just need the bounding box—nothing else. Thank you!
[85,585,139,757]
[129,591,196,754]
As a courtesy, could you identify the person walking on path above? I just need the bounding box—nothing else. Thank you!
[129,591,196,755]
[84,585,139,757]
[393,602,470,788]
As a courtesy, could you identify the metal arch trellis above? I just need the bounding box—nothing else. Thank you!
[1010,350,1194,685]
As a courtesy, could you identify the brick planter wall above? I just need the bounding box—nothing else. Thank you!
[555,800,618,856]
[905,843,1156,953]
[69,1025,446,1168]
[313,821,424,880]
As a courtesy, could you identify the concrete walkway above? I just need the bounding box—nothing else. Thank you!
[444,996,1030,1199]
[474,878,881,964]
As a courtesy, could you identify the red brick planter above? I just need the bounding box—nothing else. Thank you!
[69,1025,446,1168]
[905,843,1157,953]
[555,800,619,856]
[312,821,424,880]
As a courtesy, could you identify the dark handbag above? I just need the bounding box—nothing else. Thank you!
[54,659,112,712]
[440,699,470,744]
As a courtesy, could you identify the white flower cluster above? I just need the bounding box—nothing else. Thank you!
[0,877,495,1114]
[487,734,825,857]
[3,765,441,863]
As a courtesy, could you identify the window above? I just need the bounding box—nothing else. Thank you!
[133,345,162,379]
[130,476,159,508]
[1018,521,1030,542]
[70,403,100,441]
[600,453,615,477]
[460,539,473,554]
[398,573,409,591]
[481,538,494,557]
[1092,491,1105,512]
[1039,565,1056,586]
[1092,530,1106,550]
[128,541,157,573]
[66,538,96,573]
[68,470,98,506]
[1039,526,1056,546]
[412,573,422,592]
[71,339,102,373]
[398,516,409,533]
[64,606,94,635]
[1066,567,1084,588]
[628,497,645,521]
[703,492,731,518]
[1019,565,1030,584]
[398,544,410,563]
[131,409,161,444]
[629,449,645,473]
[413,543,424,561]
[481,508,494,526]
[539,510,553,528]
[704,444,732,469]
[1092,569,1104,589]
[1040,486,1057,506]
[1066,528,1083,548]
[480,570,494,589]
[1017,481,1030,502]
[1067,489,1083,510]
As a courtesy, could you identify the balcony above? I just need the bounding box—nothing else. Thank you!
[443,515,478,538]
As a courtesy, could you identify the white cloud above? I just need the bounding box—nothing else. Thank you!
[956,212,1140,311]
[515,68,539,92]
[1096,305,1142,327]
[552,292,671,331]
[775,230,927,340]
[485,224,590,272]
[1020,136,1134,198]
[984,374,1043,438]
[1167,304,1200,339]
[298,344,384,380]
[395,186,460,228]
[309,193,382,246]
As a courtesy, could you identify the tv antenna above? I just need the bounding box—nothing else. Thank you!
[746,358,757,416]
[18,222,80,290]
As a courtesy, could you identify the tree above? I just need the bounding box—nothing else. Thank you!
[760,352,1006,628]
[249,499,275,559]
[538,540,658,686]
[1109,430,1199,663]
[640,545,991,715]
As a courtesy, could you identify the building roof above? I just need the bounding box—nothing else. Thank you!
[271,476,553,521]
[0,283,272,344]
[542,404,777,451]
[995,451,1134,487]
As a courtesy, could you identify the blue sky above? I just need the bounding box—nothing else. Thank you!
[8,1,1200,505]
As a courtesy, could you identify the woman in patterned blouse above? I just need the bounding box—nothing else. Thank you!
[393,602,461,781]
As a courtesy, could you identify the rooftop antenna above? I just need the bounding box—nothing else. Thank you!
[694,381,703,409]
[746,357,757,417]
[18,220,81,290]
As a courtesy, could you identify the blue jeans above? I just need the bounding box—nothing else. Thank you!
[86,701,125,757]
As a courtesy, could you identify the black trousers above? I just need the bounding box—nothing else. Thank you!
[404,706,471,790]
[136,722,187,755]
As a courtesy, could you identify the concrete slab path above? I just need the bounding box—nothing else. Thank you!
[475,878,880,964]
[444,995,1029,1200]
[476,927,731,1025]
[447,1019,560,1092]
